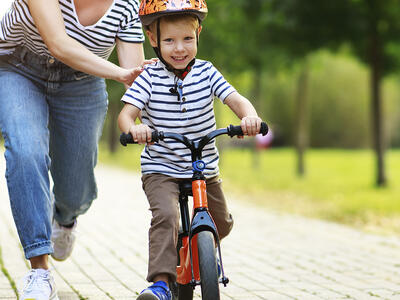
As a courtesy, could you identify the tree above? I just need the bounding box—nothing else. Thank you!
[200,0,274,113]
[267,0,400,186]
[105,50,125,153]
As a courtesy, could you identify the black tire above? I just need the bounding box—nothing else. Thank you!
[197,231,220,300]
[174,232,194,300]
[177,283,193,300]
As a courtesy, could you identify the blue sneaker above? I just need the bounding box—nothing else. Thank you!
[137,281,172,300]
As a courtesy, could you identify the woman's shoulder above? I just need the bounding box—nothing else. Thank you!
[115,0,141,13]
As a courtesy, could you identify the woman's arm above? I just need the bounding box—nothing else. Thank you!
[116,40,145,70]
[27,0,142,85]
[116,40,145,90]
[224,92,262,136]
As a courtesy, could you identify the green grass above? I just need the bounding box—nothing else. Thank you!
[218,148,400,233]
[100,145,400,234]
[0,248,18,298]
[100,143,143,171]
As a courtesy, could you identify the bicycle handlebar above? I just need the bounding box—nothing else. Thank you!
[226,122,268,138]
[120,122,268,146]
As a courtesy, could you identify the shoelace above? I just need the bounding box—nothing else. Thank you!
[21,270,51,293]
[147,283,171,299]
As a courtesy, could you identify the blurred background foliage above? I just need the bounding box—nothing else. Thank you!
[99,0,400,231]
[103,0,400,150]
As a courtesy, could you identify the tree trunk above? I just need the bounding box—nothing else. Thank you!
[367,0,386,186]
[294,61,309,177]
[368,3,386,186]
[108,100,119,153]
[252,66,263,169]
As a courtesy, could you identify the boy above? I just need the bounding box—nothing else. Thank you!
[118,1,262,299]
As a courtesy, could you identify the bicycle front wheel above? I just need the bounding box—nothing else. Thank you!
[197,231,220,300]
[177,283,193,300]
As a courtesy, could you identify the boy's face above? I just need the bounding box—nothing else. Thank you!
[148,18,200,70]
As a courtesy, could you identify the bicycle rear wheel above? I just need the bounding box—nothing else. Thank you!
[197,231,220,300]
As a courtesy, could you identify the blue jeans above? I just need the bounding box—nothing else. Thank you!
[0,47,108,259]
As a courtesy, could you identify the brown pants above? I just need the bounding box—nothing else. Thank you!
[141,173,234,282]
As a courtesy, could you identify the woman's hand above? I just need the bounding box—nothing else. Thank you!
[119,58,158,86]
[119,66,144,87]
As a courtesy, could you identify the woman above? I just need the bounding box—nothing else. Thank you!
[0,0,149,298]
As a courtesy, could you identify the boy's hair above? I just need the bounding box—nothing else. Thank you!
[146,14,200,34]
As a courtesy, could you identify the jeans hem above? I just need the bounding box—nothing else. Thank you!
[24,241,53,260]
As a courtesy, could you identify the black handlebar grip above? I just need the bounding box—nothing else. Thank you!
[120,133,134,146]
[260,122,269,136]
[120,131,161,146]
[227,125,243,137]
[151,131,161,143]
[228,122,269,137]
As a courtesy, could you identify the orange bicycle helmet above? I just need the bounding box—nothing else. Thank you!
[139,0,208,26]
[139,0,208,79]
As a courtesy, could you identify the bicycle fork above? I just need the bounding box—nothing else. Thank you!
[176,179,229,288]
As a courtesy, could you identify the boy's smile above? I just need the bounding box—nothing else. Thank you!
[148,18,199,70]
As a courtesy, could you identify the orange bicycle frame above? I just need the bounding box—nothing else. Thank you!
[176,179,218,285]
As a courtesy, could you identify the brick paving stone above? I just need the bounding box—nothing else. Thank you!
[0,287,15,299]
[277,288,323,300]
[366,288,400,300]
[51,270,80,300]
[1,160,400,299]
[253,291,295,299]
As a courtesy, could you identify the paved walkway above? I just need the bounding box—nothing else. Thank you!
[1,161,400,299]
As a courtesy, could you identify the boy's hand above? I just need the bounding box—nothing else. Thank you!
[241,116,262,136]
[129,124,152,144]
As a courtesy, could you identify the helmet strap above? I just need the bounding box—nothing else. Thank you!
[153,18,198,79]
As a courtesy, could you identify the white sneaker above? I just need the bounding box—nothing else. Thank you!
[51,220,77,261]
[18,269,59,300]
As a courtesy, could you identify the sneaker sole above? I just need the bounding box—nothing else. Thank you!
[137,293,159,300]
[20,290,59,300]
[23,298,59,300]
[50,254,69,262]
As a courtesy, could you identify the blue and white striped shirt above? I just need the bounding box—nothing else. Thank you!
[0,0,144,59]
[121,60,236,178]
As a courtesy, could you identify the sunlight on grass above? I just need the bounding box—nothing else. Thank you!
[99,143,143,171]
[218,148,400,233]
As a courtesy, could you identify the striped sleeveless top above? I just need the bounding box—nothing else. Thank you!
[0,0,144,59]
